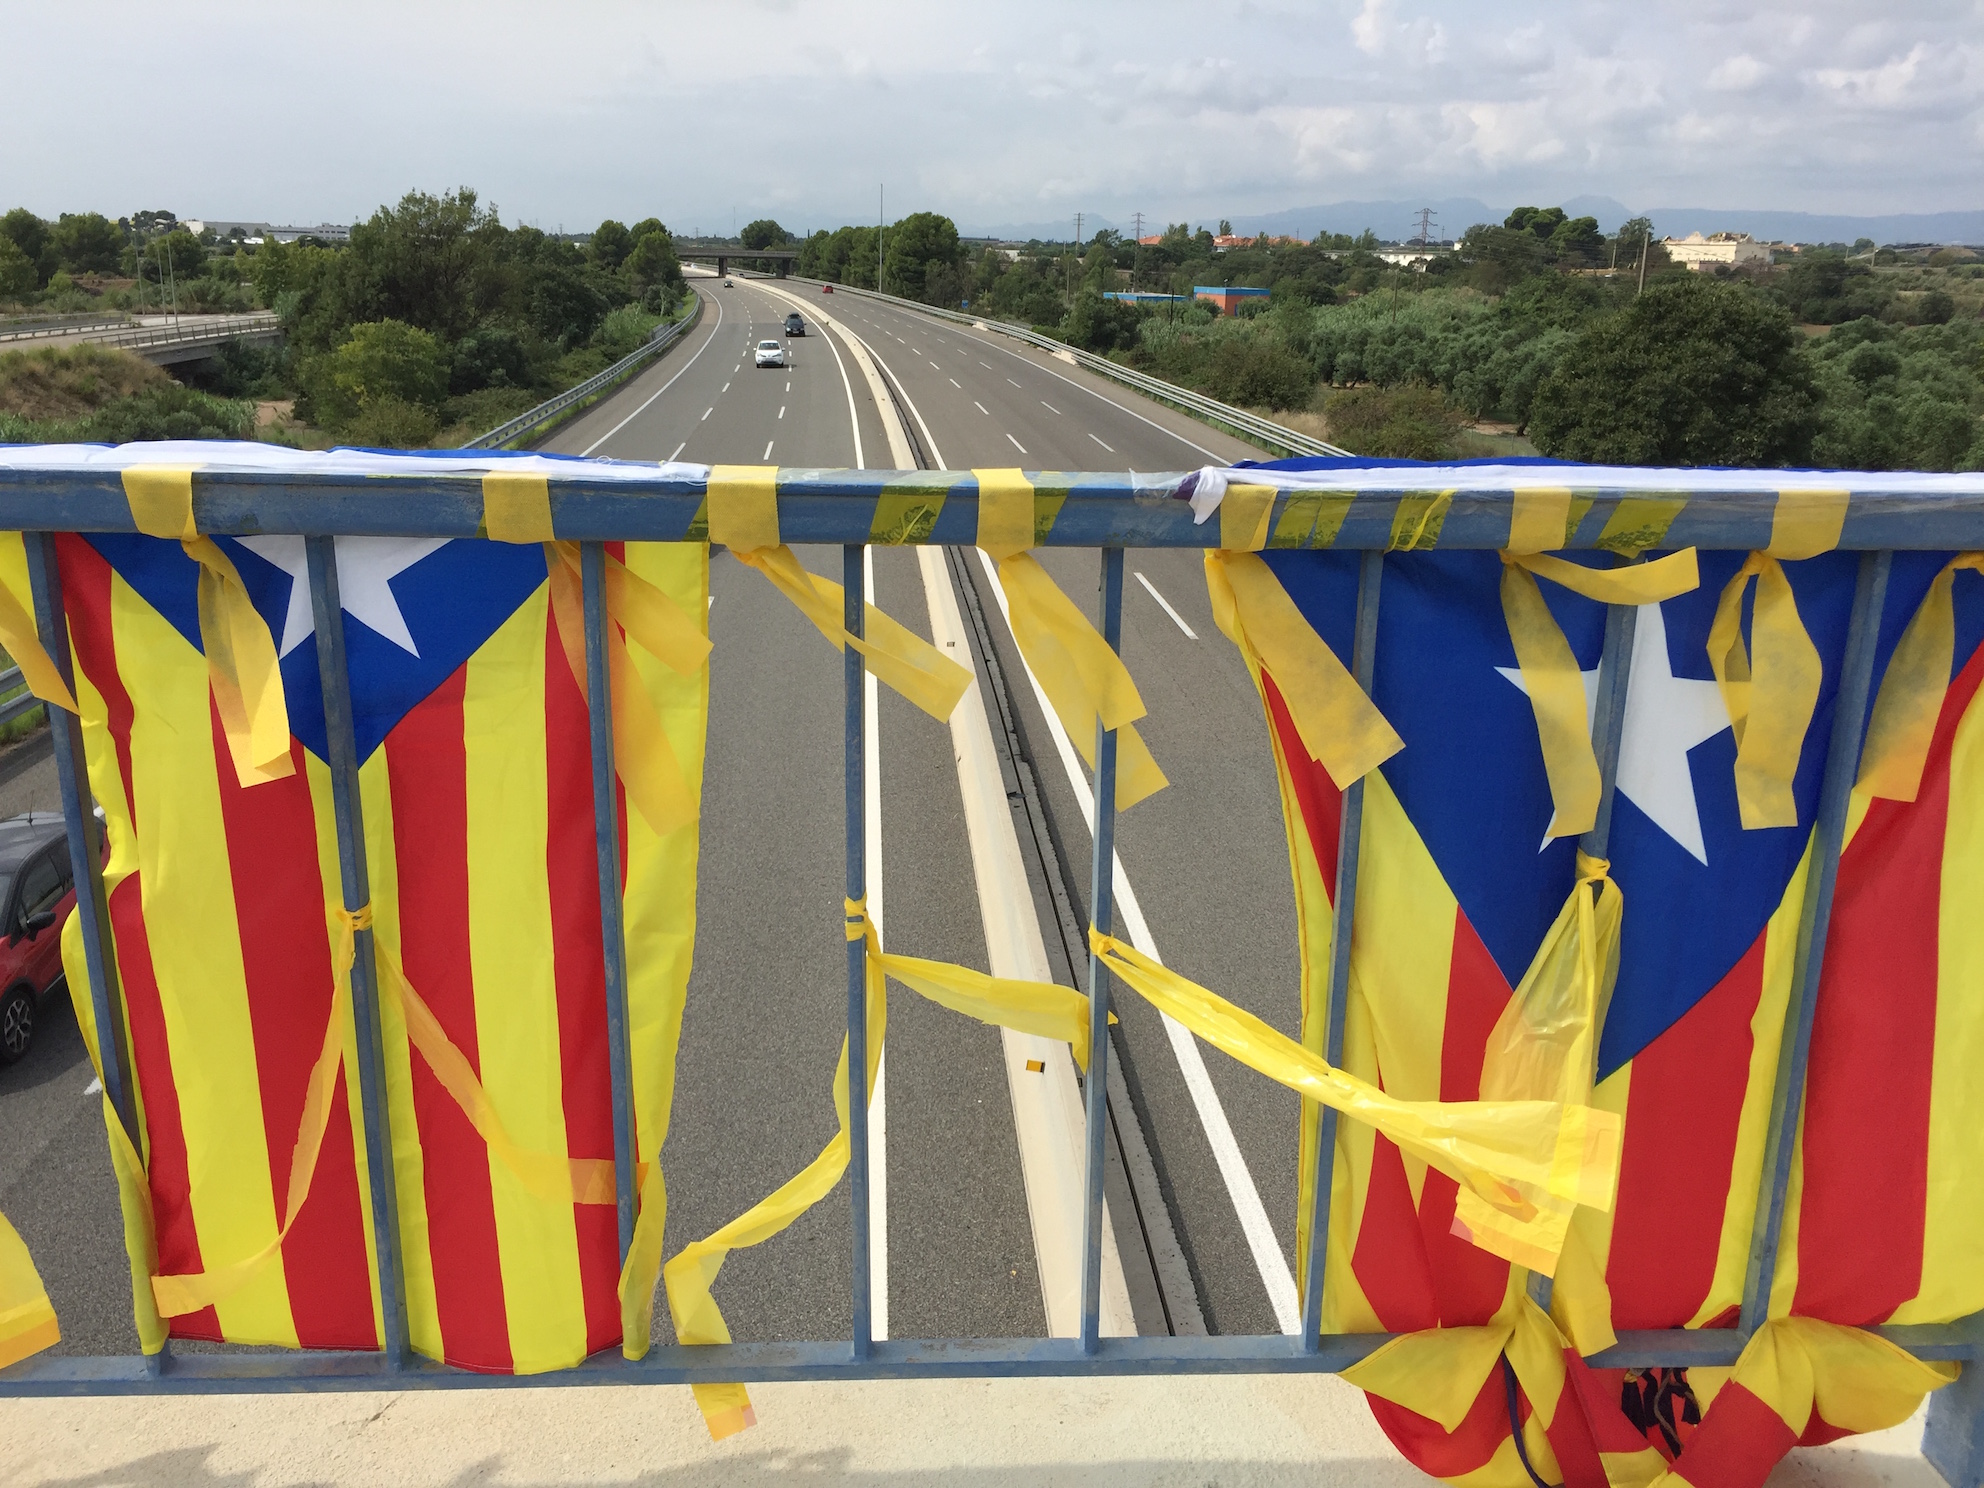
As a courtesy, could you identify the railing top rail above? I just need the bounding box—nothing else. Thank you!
[0,454,1980,548]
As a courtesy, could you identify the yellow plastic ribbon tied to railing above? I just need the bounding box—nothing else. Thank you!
[1090,929,1621,1269]
[0,1207,58,1371]
[0,535,77,718]
[975,468,1167,809]
[706,465,970,723]
[664,897,1107,1439]
[1453,852,1620,1277]
[1708,489,1848,830]
[1205,548,1401,790]
[481,474,711,836]
[123,467,293,786]
[1859,552,1984,803]
[1500,534,1699,840]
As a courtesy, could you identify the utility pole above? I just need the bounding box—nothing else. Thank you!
[1132,211,1144,291]
[1637,228,1651,296]
[878,184,885,294]
[1411,207,1436,246]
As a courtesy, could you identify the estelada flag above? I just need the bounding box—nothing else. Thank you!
[1242,466,1984,1484]
[57,531,706,1373]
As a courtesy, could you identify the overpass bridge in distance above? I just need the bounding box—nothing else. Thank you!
[674,241,797,277]
[0,312,282,367]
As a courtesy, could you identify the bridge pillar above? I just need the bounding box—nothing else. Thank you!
[717,255,728,278]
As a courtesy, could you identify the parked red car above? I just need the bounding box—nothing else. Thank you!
[0,813,81,1066]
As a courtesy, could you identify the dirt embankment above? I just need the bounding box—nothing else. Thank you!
[0,343,167,422]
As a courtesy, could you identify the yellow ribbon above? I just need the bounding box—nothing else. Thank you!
[1205,550,1402,790]
[123,469,293,786]
[976,469,1167,810]
[666,897,1109,1437]
[705,466,971,724]
[477,476,711,835]
[1090,929,1621,1238]
[0,545,77,716]
[1453,853,1621,1276]
[1708,553,1823,830]
[1500,549,1700,839]
[0,1209,58,1371]
[1859,554,1984,803]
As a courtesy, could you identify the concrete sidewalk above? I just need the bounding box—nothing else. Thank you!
[0,1373,1947,1486]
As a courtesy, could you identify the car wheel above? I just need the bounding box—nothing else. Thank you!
[0,984,33,1065]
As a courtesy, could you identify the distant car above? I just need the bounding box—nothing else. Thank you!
[754,339,785,368]
[822,284,832,293]
[722,278,733,287]
[0,814,82,1067]
[784,313,805,337]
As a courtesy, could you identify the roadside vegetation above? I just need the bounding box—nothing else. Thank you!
[1,190,690,447]
[796,206,1984,469]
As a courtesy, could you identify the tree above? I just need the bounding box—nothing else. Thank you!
[882,212,961,300]
[622,228,682,298]
[1505,206,1568,242]
[1326,384,1467,458]
[50,212,124,274]
[1528,274,1818,466]
[739,218,790,251]
[339,188,506,344]
[1547,215,1604,264]
[1218,219,1233,236]
[0,236,35,298]
[1,210,49,286]
[142,229,206,286]
[303,319,450,430]
[589,219,633,271]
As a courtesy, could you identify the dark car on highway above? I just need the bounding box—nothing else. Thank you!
[784,313,805,336]
[0,814,81,1066]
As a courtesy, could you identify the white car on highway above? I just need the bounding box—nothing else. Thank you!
[754,339,785,368]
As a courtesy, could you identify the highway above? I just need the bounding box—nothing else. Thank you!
[0,273,1315,1363]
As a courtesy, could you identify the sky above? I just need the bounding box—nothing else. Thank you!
[5,1,1979,237]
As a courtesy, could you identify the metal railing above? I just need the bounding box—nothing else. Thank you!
[0,664,40,728]
[73,313,282,355]
[465,298,705,450]
[0,460,1976,1488]
[0,317,136,345]
[785,276,1350,459]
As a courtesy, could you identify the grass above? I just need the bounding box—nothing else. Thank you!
[0,343,167,422]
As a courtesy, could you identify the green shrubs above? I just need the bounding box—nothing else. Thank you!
[299,319,450,445]
[1324,385,1468,459]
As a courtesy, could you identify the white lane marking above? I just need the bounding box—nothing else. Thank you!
[949,378,961,389]
[864,542,890,1340]
[668,441,686,461]
[779,405,786,419]
[974,401,990,416]
[1006,432,1028,454]
[701,408,712,420]
[786,381,792,392]
[1089,433,1115,453]
[972,548,1302,1335]
[748,281,870,465]
[929,360,940,370]
[1008,378,1022,388]
[917,544,1136,1338]
[980,361,993,369]
[83,1076,102,1097]
[849,336,948,469]
[723,381,731,393]
[580,289,726,455]
[1135,571,1198,639]
[1041,401,1061,415]
[762,439,774,460]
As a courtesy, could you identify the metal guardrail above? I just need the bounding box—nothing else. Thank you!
[465,298,705,450]
[784,276,1351,458]
[0,664,41,729]
[82,313,281,353]
[0,318,135,345]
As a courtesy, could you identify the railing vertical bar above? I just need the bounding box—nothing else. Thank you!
[1739,548,1890,1334]
[1299,548,1383,1348]
[24,531,160,1372]
[1525,586,1641,1314]
[581,542,640,1262]
[305,536,411,1369]
[844,543,873,1360]
[1079,547,1127,1354]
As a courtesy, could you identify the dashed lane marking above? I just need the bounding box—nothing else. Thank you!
[1088,433,1115,452]
[1006,432,1027,454]
[1135,571,1199,639]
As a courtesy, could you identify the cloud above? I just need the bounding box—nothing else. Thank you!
[3,0,1978,231]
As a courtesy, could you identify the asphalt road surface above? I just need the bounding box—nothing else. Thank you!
[1,274,1317,1364]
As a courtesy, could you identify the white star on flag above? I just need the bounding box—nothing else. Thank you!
[1498,601,1731,863]
[236,535,450,659]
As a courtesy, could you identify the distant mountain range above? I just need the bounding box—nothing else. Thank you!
[966,199,1984,247]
